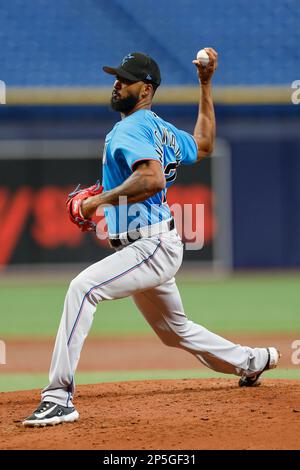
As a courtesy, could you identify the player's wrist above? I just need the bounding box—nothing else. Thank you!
[200,80,212,88]
[81,197,96,218]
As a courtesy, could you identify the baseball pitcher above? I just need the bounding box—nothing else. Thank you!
[23,50,280,427]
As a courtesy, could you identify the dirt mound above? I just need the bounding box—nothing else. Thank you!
[1,379,300,450]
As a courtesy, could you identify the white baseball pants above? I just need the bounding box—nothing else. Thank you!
[42,229,268,407]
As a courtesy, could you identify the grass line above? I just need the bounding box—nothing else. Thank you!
[1,275,300,336]
[0,369,299,393]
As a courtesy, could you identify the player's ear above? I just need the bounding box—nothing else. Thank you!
[141,83,152,98]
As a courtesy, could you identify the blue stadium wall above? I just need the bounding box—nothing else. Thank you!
[0,103,299,269]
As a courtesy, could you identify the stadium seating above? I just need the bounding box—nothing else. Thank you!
[1,0,299,86]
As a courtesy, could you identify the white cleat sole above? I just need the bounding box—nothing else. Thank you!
[22,410,79,428]
[238,347,281,387]
[268,347,281,369]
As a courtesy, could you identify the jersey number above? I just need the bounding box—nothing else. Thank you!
[164,161,179,182]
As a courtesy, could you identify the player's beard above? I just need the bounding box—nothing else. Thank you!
[110,93,139,113]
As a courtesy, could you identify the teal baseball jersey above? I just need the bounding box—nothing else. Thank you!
[102,109,198,235]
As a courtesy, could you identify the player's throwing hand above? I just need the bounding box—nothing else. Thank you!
[192,47,218,85]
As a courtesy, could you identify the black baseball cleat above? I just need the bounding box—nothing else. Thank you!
[22,401,79,427]
[238,347,281,387]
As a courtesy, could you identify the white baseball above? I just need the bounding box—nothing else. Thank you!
[196,49,210,66]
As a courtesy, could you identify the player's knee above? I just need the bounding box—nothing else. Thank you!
[158,322,193,348]
[68,275,103,305]
[158,330,181,347]
[68,275,88,295]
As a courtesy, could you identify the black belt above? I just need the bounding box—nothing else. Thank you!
[109,218,175,248]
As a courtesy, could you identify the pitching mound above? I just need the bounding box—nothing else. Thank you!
[1,379,300,450]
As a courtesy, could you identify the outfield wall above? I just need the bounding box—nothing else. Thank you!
[0,104,299,269]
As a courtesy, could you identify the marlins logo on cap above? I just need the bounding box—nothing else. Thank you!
[103,52,161,87]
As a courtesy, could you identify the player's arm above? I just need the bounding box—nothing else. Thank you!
[192,48,218,161]
[81,160,165,218]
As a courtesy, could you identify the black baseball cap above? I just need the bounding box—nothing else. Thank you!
[103,52,161,87]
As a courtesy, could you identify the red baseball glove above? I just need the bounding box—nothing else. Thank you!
[66,180,103,232]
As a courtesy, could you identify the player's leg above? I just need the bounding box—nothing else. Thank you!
[132,277,274,377]
[23,231,183,426]
[40,234,182,408]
